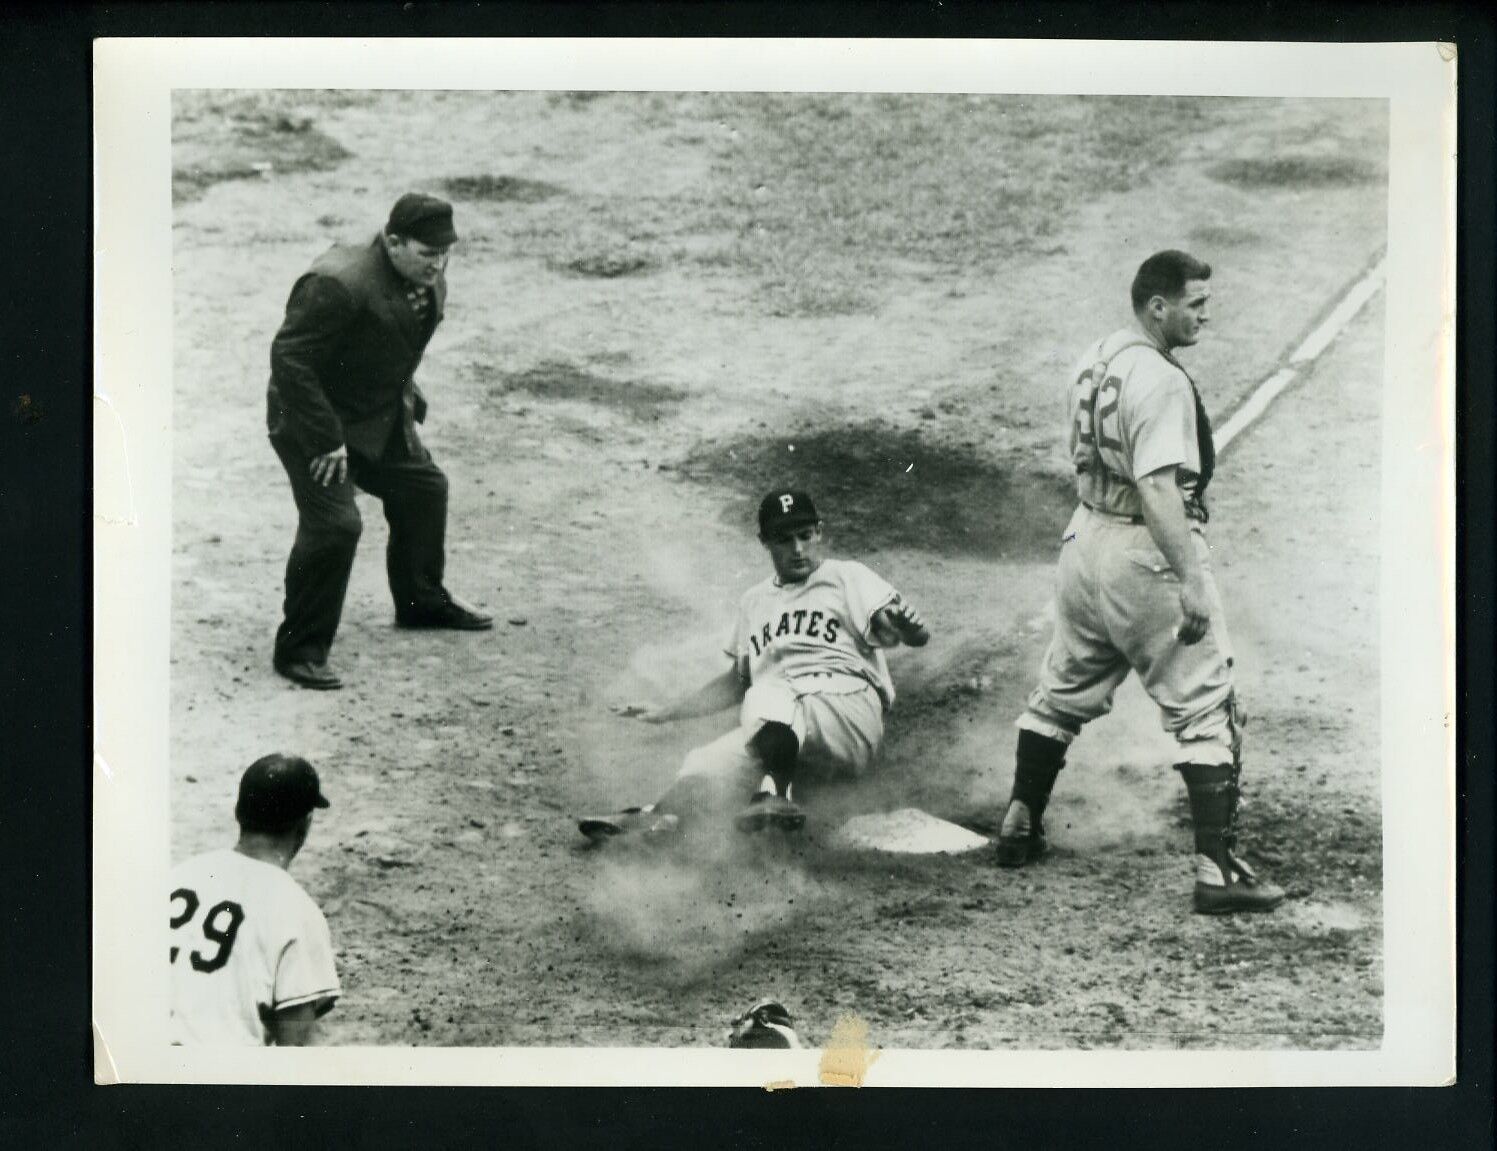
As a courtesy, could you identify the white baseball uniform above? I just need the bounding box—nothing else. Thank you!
[676,558,902,791]
[1017,326,1239,766]
[169,848,340,1046]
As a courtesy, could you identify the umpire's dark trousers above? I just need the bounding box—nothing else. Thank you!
[270,429,449,665]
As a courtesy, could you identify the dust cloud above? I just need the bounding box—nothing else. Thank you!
[938,670,1185,851]
[571,533,831,985]
[582,844,826,986]
[572,531,761,801]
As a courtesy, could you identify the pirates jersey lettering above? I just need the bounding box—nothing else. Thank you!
[729,558,899,708]
[748,610,841,654]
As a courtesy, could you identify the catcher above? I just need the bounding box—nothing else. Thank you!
[579,490,930,840]
[994,250,1284,915]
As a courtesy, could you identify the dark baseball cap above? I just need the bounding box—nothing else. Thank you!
[758,490,820,540]
[385,192,458,246]
[234,753,330,832]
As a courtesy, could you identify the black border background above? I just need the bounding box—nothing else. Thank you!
[2,3,1490,1146]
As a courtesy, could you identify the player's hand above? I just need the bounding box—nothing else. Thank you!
[309,446,349,487]
[887,601,931,647]
[610,702,670,724]
[1176,576,1211,645]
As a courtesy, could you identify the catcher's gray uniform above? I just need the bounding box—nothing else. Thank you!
[1017,327,1240,767]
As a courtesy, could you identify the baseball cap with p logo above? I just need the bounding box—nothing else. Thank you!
[758,490,819,540]
[235,753,331,833]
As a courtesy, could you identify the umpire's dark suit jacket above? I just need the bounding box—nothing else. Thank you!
[267,235,447,460]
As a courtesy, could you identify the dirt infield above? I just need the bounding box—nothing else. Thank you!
[170,91,1387,1048]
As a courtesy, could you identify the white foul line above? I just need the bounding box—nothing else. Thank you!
[1214,368,1298,450]
[1216,256,1386,451]
[1288,258,1388,366]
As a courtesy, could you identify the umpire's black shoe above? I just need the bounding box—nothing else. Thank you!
[993,799,1047,867]
[273,657,343,691]
[396,592,493,631]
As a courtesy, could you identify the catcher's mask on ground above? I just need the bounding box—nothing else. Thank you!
[727,999,802,1048]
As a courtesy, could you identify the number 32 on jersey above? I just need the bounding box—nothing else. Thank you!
[170,887,244,973]
[1074,364,1124,456]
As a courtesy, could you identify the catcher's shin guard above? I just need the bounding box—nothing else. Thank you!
[1177,761,1285,914]
[994,730,1067,868]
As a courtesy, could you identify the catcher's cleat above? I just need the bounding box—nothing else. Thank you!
[577,805,680,842]
[1192,852,1285,915]
[727,999,803,1049]
[734,792,806,834]
[993,799,1047,868]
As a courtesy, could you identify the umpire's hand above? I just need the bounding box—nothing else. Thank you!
[309,445,349,487]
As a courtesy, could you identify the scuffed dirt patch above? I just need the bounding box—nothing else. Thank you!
[488,360,684,418]
[558,247,657,279]
[675,425,1076,560]
[1208,156,1380,189]
[441,174,564,203]
[173,93,352,204]
[1190,223,1261,248]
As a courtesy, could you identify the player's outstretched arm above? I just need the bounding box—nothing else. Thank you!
[612,665,748,724]
[1136,466,1211,645]
[871,600,931,647]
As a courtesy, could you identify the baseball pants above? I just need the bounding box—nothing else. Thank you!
[675,677,885,807]
[1017,504,1239,766]
[270,430,449,665]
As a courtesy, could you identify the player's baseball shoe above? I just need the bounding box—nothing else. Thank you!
[992,799,1047,867]
[273,657,343,691]
[1192,852,1285,914]
[727,999,802,1048]
[734,792,806,834]
[395,592,493,631]
[577,805,680,842]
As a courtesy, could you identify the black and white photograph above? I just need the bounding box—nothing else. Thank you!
[93,39,1455,1085]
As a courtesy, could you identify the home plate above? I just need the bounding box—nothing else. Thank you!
[831,808,990,854]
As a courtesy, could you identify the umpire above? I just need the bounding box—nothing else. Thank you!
[266,192,491,690]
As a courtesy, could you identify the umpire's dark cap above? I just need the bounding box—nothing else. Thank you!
[758,490,820,540]
[385,192,458,246]
[235,753,330,832]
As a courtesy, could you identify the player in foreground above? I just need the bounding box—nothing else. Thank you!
[579,490,930,841]
[169,754,341,1045]
[266,192,491,692]
[994,250,1285,915]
